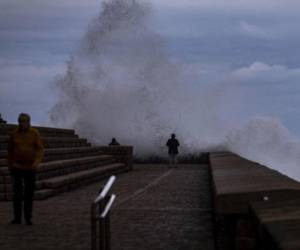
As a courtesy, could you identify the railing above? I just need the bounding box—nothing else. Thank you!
[91,176,116,250]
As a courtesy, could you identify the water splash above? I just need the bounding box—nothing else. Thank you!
[50,0,233,155]
[50,0,300,182]
[225,117,300,180]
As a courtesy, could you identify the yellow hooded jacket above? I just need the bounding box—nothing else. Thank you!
[7,127,44,170]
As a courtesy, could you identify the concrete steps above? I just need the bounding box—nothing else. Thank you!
[0,146,105,166]
[1,155,116,180]
[0,136,90,150]
[0,124,76,137]
[2,163,127,200]
[0,123,132,201]
[41,163,125,189]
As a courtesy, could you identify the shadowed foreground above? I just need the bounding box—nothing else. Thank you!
[0,164,214,250]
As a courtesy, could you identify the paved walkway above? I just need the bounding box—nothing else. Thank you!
[0,164,214,250]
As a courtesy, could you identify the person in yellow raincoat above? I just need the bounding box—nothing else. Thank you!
[7,113,44,225]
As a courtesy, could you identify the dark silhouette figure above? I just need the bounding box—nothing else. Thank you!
[7,113,44,225]
[0,113,6,124]
[166,133,180,167]
[109,138,120,146]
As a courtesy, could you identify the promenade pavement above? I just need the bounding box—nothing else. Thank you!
[0,164,214,250]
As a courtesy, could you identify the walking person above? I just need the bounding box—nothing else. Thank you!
[7,113,44,225]
[166,133,180,167]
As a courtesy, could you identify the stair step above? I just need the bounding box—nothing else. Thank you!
[0,157,117,194]
[0,146,104,164]
[43,148,102,162]
[0,189,54,201]
[38,158,116,181]
[45,146,102,155]
[40,155,114,171]
[41,163,125,189]
[0,136,84,144]
[0,155,115,179]
[0,136,90,150]
[34,189,54,200]
[1,163,128,201]
[0,124,76,137]
[0,182,43,192]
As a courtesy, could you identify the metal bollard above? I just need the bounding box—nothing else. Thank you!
[91,176,116,250]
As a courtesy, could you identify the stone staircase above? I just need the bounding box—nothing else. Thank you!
[0,123,132,201]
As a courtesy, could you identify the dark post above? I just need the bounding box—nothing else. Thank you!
[91,204,97,250]
[0,114,6,124]
[98,200,105,250]
[91,176,116,250]
[105,212,111,250]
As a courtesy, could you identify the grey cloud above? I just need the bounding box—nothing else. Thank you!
[232,62,300,86]
[226,62,300,136]
[238,21,278,40]
[0,62,63,124]
[151,0,300,14]
[0,0,100,38]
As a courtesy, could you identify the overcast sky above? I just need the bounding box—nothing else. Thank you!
[1,0,300,137]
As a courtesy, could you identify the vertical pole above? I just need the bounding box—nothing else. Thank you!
[105,213,111,250]
[91,204,97,250]
[99,200,105,250]
[91,181,115,250]
[0,114,6,124]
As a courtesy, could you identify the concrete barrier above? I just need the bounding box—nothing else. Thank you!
[98,146,133,170]
[209,152,300,250]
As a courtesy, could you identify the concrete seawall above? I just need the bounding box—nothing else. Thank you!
[210,152,300,250]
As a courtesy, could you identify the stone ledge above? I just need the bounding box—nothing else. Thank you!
[210,152,300,250]
[42,163,125,189]
[98,146,133,169]
[0,155,115,179]
[210,152,300,215]
[0,146,104,164]
[0,123,75,135]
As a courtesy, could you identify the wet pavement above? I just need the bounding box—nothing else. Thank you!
[0,164,214,250]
